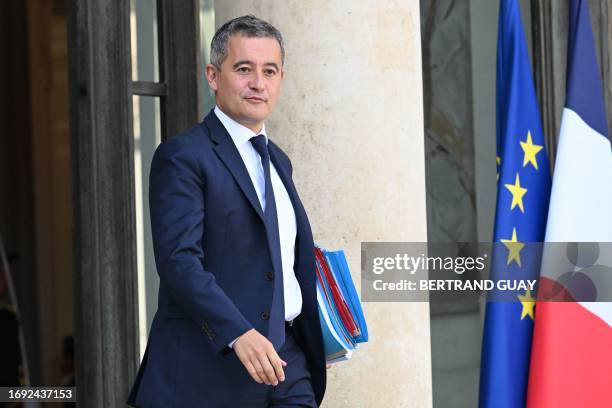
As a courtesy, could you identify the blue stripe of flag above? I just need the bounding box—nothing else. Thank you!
[566,0,608,139]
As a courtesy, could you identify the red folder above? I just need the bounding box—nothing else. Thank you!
[314,247,359,337]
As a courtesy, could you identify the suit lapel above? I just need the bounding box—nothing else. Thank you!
[204,111,265,223]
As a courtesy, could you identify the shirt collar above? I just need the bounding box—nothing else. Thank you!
[214,105,268,149]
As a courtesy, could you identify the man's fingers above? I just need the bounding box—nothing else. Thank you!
[258,354,279,386]
[251,358,271,385]
[269,352,286,382]
[233,329,286,385]
[243,360,264,384]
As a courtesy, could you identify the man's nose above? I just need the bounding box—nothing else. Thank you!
[249,71,265,91]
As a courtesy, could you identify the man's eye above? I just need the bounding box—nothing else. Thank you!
[237,67,250,73]
[265,70,277,76]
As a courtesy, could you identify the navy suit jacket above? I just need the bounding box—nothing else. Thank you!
[128,110,326,407]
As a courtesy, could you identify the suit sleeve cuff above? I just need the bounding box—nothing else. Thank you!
[208,320,252,356]
[228,337,239,348]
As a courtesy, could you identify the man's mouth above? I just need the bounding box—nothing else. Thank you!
[245,96,266,102]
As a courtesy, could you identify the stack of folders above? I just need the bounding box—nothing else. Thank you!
[314,246,368,364]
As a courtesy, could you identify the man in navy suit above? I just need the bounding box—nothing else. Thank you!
[128,15,326,407]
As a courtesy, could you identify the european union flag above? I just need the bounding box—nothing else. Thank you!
[479,1,551,407]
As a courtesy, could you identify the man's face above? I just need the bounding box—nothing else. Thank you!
[206,35,284,133]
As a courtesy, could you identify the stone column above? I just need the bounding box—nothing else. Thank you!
[215,2,432,407]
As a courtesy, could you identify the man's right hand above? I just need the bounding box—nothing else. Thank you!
[233,329,287,386]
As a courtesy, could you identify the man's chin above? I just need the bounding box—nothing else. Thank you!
[242,111,269,125]
[234,113,268,131]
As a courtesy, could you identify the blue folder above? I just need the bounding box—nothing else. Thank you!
[315,247,368,363]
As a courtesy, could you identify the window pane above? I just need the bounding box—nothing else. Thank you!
[420,0,486,407]
[130,0,159,82]
[133,95,161,358]
[199,0,215,113]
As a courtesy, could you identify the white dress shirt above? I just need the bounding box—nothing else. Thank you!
[214,107,303,338]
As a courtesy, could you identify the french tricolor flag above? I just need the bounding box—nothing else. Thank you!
[526,0,612,407]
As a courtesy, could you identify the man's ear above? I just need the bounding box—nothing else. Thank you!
[205,64,219,92]
[280,67,285,81]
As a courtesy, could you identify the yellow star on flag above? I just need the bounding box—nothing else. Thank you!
[504,173,528,213]
[520,131,544,170]
[500,228,525,267]
[517,289,535,320]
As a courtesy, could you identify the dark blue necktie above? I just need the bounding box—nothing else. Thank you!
[250,135,285,348]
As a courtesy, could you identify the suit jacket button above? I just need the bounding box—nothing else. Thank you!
[265,271,274,281]
[261,311,270,321]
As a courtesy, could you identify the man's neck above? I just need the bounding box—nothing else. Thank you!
[215,105,264,134]
[214,106,268,150]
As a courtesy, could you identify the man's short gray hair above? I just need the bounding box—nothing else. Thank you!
[210,15,285,70]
